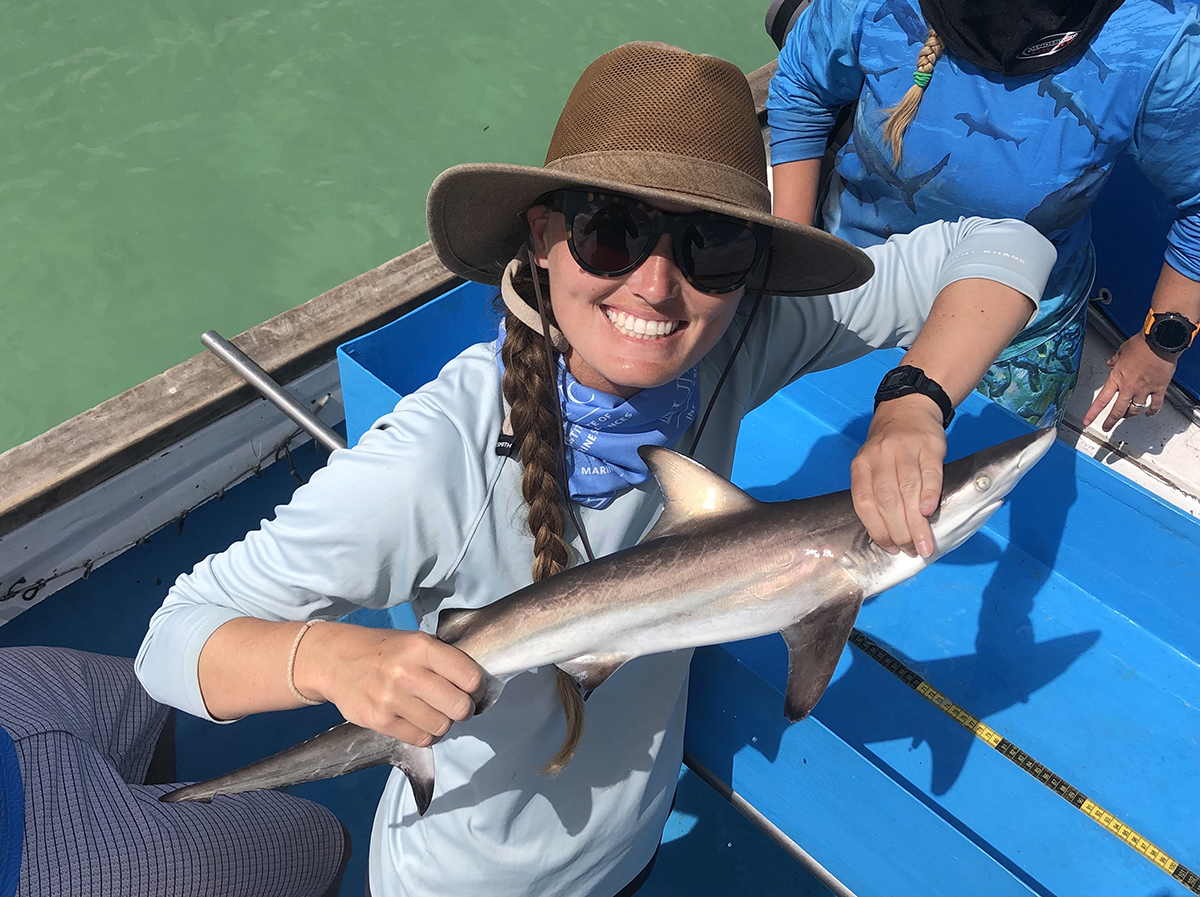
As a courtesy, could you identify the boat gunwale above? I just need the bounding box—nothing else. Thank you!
[0,244,460,539]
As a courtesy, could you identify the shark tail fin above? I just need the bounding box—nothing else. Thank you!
[780,592,865,721]
[541,667,586,775]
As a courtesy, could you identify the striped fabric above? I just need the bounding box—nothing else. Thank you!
[0,647,346,897]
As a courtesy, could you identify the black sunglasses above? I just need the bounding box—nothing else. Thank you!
[546,190,768,295]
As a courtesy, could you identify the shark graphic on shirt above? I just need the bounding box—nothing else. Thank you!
[872,0,928,45]
[861,64,900,80]
[1036,75,1103,143]
[1084,47,1114,83]
[954,113,1027,148]
[1024,165,1109,239]
[853,121,951,212]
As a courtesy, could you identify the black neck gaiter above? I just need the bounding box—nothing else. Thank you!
[917,0,1127,75]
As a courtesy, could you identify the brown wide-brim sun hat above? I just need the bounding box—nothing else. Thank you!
[427,41,873,297]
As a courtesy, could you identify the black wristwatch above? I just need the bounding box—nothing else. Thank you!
[1143,310,1199,355]
[874,365,955,429]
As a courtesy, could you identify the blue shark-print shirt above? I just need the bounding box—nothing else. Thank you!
[768,0,1200,355]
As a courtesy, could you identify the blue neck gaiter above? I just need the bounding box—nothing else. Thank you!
[496,323,698,508]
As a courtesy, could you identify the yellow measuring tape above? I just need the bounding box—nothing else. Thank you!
[848,629,1199,895]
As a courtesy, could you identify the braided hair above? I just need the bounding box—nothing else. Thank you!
[881,28,944,168]
[499,258,586,774]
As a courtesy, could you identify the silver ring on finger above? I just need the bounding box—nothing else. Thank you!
[1128,397,1152,411]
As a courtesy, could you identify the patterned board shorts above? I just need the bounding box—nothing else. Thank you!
[0,647,347,897]
[976,298,1089,429]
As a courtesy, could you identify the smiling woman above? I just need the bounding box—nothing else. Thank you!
[135,40,1056,897]
[526,195,749,397]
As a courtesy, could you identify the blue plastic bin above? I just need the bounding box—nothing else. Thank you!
[336,280,497,446]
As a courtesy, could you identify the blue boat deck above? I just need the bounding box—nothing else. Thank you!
[3,279,1196,896]
[691,352,1199,895]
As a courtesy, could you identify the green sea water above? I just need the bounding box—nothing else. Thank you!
[0,0,776,454]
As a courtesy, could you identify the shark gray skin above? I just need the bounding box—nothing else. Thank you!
[162,428,1056,816]
[954,113,1027,148]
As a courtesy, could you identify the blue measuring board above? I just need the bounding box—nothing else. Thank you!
[338,280,1199,896]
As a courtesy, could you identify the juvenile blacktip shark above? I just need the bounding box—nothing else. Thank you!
[162,427,1056,815]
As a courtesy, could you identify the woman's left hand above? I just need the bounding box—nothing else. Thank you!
[850,395,947,558]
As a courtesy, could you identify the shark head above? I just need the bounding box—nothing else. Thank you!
[928,428,1056,559]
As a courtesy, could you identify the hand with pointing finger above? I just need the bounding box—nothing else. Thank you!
[1082,333,1177,431]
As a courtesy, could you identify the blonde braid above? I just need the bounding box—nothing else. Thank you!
[500,260,586,774]
[882,29,944,168]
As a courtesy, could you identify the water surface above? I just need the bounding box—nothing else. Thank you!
[0,0,775,452]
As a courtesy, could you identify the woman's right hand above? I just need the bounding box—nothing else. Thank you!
[293,622,485,747]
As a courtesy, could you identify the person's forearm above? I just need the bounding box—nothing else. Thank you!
[197,617,317,720]
[899,278,1036,404]
[1148,262,1200,335]
[771,158,823,226]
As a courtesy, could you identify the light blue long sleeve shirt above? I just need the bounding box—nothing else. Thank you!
[136,217,1054,897]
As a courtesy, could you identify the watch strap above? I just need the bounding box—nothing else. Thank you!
[1142,309,1199,353]
[874,365,955,429]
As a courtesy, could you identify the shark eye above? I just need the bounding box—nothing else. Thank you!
[974,474,992,492]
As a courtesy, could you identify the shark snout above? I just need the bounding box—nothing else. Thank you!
[1018,428,1057,471]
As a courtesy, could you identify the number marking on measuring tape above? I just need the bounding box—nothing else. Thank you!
[848,629,1199,895]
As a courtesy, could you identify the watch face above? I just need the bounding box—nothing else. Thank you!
[882,368,915,390]
[1151,318,1191,352]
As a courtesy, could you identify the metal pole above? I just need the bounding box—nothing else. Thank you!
[201,330,347,454]
[683,751,857,897]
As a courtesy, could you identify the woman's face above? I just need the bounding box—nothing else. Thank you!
[527,202,744,399]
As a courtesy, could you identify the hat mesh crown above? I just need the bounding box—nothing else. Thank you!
[544,43,767,185]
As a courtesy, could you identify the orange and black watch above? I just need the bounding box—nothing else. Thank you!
[1142,310,1199,354]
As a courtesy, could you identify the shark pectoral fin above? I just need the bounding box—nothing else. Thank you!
[435,607,482,644]
[779,592,865,721]
[391,742,435,816]
[637,446,759,542]
[557,656,629,700]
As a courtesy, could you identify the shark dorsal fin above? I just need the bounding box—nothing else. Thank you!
[638,446,759,542]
